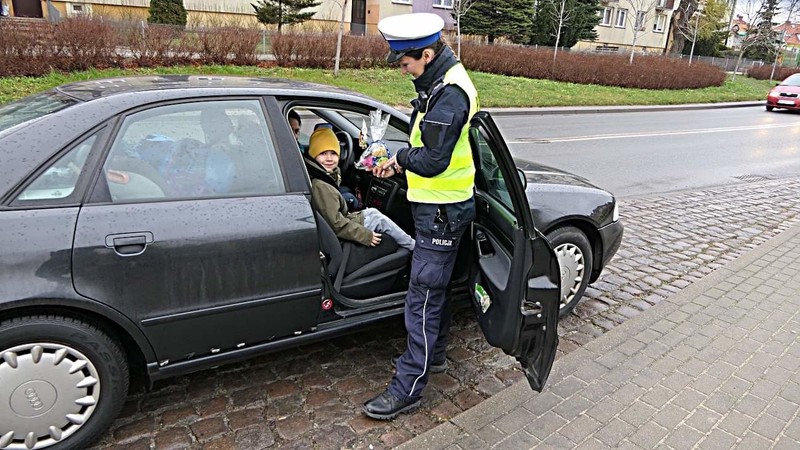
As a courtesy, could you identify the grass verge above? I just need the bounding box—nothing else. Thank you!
[0,66,772,108]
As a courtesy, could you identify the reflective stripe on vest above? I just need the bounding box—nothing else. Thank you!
[407,63,479,204]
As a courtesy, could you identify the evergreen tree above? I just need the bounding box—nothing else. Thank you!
[528,0,599,47]
[460,0,535,44]
[148,0,187,27]
[252,0,321,32]
[744,0,779,60]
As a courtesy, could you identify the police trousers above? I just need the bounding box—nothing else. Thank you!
[389,198,475,402]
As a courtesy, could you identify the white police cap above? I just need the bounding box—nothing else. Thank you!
[378,13,445,63]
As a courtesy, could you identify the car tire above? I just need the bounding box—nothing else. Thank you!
[546,226,593,317]
[0,315,129,450]
[766,105,774,111]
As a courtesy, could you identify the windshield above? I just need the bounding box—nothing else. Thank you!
[781,74,800,87]
[0,91,78,133]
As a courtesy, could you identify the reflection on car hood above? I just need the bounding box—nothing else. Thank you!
[515,159,599,190]
[771,85,800,95]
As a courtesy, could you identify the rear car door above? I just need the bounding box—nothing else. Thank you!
[72,98,322,365]
[469,111,561,391]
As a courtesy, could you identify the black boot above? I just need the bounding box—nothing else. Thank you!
[363,390,421,420]
[391,354,449,374]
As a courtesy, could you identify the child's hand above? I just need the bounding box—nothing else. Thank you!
[371,232,382,246]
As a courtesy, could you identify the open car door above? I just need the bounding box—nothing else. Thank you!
[469,111,561,392]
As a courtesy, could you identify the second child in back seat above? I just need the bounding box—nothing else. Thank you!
[308,127,415,251]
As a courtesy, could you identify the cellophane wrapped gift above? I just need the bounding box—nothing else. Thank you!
[355,110,392,170]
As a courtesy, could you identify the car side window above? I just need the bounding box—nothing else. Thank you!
[16,133,97,202]
[471,127,512,210]
[102,100,284,202]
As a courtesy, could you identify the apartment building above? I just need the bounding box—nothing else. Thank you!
[574,0,678,53]
[3,0,418,33]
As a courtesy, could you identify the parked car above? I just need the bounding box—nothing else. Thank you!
[766,73,800,111]
[0,76,622,450]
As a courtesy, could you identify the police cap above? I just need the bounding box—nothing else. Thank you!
[378,13,445,63]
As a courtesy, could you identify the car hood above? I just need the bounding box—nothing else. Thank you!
[515,159,600,190]
[771,85,800,95]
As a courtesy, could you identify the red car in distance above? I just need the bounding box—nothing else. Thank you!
[766,73,800,111]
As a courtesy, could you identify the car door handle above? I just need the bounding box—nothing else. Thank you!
[475,231,495,257]
[105,232,154,257]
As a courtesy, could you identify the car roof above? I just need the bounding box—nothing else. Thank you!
[55,75,364,102]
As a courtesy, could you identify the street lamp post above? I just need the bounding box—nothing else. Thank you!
[689,7,702,65]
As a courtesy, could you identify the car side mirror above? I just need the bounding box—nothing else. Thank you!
[517,168,527,190]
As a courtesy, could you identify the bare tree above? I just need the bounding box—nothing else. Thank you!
[451,0,477,59]
[334,0,348,75]
[549,0,574,62]
[619,0,659,62]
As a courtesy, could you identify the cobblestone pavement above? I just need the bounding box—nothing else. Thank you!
[91,176,800,450]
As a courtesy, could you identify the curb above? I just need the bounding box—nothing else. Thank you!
[484,101,763,116]
[396,219,800,450]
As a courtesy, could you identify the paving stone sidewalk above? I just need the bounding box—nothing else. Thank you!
[401,221,800,449]
[90,177,800,449]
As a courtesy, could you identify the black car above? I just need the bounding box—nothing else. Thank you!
[0,76,622,450]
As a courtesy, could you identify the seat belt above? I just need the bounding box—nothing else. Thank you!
[334,242,352,291]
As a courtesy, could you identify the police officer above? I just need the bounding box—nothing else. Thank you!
[363,12,479,420]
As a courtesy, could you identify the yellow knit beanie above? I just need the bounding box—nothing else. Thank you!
[308,128,340,159]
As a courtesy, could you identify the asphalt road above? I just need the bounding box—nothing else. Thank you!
[497,105,800,198]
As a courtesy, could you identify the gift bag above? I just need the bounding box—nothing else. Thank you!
[354,110,392,170]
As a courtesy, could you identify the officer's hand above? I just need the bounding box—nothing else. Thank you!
[372,156,399,178]
[371,232,382,246]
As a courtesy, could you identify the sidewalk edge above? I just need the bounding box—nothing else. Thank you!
[397,220,800,450]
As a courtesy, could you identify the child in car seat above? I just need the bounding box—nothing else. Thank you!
[307,127,415,251]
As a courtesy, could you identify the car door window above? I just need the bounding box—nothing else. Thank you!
[472,128,512,210]
[16,133,97,202]
[103,100,284,202]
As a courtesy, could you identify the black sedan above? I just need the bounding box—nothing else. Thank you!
[0,76,622,449]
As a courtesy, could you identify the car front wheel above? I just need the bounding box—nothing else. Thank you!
[546,226,593,317]
[0,315,129,450]
[766,105,774,111]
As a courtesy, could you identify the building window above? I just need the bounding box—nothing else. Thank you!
[600,7,613,26]
[433,0,453,8]
[67,2,92,17]
[653,14,667,32]
[656,0,667,7]
[634,11,646,31]
[392,0,412,4]
[615,9,627,28]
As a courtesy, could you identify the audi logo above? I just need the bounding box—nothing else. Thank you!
[24,387,44,410]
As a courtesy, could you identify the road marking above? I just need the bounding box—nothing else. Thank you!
[506,122,800,143]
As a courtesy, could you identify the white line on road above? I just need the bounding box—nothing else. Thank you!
[506,122,800,143]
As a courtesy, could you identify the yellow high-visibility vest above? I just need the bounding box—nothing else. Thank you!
[407,63,479,204]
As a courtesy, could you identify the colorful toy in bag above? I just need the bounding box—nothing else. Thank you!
[355,110,392,170]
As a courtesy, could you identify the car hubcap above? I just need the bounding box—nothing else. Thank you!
[0,343,100,449]
[554,243,585,309]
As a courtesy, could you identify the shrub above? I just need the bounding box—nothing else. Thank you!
[148,0,187,28]
[746,65,800,81]
[0,20,52,76]
[459,42,725,89]
[271,31,387,69]
[49,16,119,72]
[0,19,726,91]
[121,22,180,68]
